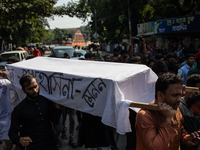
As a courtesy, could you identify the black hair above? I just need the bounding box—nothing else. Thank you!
[152,60,168,75]
[85,52,94,59]
[185,53,195,60]
[186,91,200,108]
[187,74,200,87]
[155,73,183,100]
[155,53,164,61]
[113,48,119,52]
[166,61,179,74]
[127,57,139,63]
[64,53,69,57]
[120,50,128,55]
[166,52,177,59]
[19,74,36,89]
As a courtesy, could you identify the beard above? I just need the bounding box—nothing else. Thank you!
[164,98,180,110]
[27,89,40,100]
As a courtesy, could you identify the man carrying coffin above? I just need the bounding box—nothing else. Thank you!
[135,73,199,150]
[9,74,62,150]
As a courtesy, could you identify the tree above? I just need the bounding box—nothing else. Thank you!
[56,0,149,43]
[55,0,200,43]
[52,28,72,44]
[42,30,55,43]
[0,0,56,45]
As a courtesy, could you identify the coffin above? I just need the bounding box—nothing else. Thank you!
[6,56,157,134]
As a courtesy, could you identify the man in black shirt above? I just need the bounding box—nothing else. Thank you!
[9,74,62,150]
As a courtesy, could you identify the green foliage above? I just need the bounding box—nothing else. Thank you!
[0,0,57,44]
[60,0,200,43]
[52,28,72,43]
[42,30,55,43]
[1,0,200,45]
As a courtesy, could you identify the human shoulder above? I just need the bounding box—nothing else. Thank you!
[13,98,27,112]
[136,109,159,125]
[180,64,188,70]
[188,66,200,76]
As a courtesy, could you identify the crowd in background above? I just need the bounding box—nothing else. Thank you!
[1,37,200,150]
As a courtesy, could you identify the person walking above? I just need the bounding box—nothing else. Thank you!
[135,73,199,150]
[9,74,62,150]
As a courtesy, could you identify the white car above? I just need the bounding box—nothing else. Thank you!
[0,50,28,70]
[74,49,87,59]
[49,46,87,60]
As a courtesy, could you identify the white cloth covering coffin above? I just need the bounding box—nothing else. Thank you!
[5,57,158,134]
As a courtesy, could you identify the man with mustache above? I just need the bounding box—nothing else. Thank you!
[135,73,199,150]
[8,74,62,150]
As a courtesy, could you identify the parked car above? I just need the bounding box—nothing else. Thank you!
[49,46,87,60]
[74,49,87,59]
[0,50,28,70]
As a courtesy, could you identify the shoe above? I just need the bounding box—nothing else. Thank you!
[69,140,78,148]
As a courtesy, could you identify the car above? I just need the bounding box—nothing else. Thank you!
[49,46,75,58]
[74,49,87,59]
[0,50,29,70]
[49,46,87,60]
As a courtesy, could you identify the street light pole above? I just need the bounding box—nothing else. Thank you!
[60,32,63,46]
[128,0,132,45]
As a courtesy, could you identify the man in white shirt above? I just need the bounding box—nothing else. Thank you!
[0,70,23,150]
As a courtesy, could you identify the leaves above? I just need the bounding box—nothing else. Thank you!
[0,0,57,44]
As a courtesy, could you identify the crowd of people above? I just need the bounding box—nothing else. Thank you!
[1,36,200,150]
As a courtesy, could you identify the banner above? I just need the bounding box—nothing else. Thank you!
[137,14,200,35]
[153,14,200,34]
[6,57,157,133]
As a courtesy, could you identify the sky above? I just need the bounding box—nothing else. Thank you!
[47,0,88,29]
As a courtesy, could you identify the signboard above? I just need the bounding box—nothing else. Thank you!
[93,32,99,39]
[153,14,200,34]
[6,57,157,134]
[137,14,200,35]
[137,22,154,35]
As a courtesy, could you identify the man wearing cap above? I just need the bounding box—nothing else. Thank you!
[188,52,200,76]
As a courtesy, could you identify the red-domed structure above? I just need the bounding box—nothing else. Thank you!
[72,30,86,47]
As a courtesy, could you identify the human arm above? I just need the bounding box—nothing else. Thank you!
[135,108,179,150]
[19,136,32,147]
[9,108,32,147]
[0,70,8,79]
[8,108,22,145]
[158,102,174,124]
[177,69,183,77]
[140,37,147,59]
[181,128,200,148]
[129,44,134,58]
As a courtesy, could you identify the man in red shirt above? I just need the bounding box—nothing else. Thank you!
[32,47,41,57]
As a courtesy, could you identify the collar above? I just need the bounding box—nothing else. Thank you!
[185,64,193,69]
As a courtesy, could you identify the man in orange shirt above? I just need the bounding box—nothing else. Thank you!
[135,73,199,150]
[32,47,41,57]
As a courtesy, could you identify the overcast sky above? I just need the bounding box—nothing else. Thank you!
[47,0,88,29]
